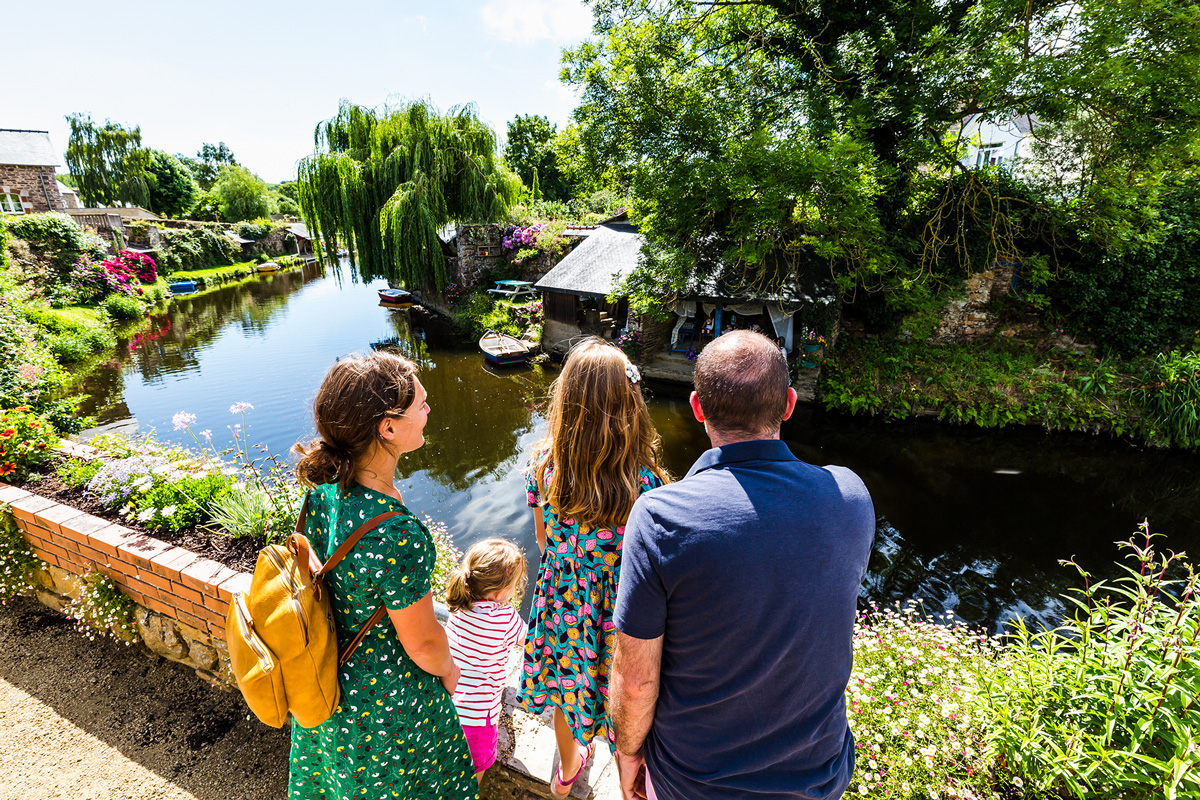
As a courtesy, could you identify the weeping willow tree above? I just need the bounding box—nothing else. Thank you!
[296,99,522,290]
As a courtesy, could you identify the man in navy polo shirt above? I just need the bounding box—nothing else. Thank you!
[612,330,874,800]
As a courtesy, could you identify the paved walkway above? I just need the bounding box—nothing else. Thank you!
[0,597,289,800]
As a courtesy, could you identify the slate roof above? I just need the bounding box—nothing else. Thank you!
[286,222,311,240]
[534,221,642,299]
[0,129,60,167]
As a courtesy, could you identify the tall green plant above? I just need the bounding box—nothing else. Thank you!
[981,526,1200,798]
[297,99,521,290]
[1139,349,1200,449]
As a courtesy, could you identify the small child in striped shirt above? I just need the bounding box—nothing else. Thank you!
[445,538,528,782]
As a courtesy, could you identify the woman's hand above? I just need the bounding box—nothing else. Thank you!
[441,661,461,695]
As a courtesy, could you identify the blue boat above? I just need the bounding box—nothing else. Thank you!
[168,280,198,294]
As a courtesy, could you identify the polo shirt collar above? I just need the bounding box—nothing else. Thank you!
[685,439,799,478]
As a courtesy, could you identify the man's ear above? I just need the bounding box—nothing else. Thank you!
[689,391,706,423]
[781,387,798,422]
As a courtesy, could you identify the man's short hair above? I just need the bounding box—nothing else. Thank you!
[694,330,790,437]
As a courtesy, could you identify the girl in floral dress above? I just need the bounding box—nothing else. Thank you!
[288,351,478,800]
[519,337,668,797]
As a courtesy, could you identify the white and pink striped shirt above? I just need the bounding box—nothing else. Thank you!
[446,600,527,725]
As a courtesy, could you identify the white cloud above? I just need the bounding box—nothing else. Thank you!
[480,0,592,44]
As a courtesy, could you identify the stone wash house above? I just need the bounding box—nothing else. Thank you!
[0,129,66,215]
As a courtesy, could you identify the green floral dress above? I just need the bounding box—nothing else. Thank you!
[288,482,478,800]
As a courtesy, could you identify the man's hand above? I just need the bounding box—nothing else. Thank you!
[616,749,647,800]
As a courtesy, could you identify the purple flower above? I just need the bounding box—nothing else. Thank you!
[172,411,197,430]
[229,402,254,414]
[200,429,212,441]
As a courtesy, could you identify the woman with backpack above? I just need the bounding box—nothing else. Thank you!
[287,351,478,800]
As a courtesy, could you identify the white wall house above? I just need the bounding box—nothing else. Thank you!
[957,113,1038,170]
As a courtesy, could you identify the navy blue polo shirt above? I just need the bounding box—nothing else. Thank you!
[615,439,874,800]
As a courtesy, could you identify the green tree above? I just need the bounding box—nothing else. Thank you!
[146,151,198,219]
[213,165,272,222]
[297,99,522,290]
[190,142,238,190]
[64,113,152,208]
[564,0,1200,310]
[504,115,573,201]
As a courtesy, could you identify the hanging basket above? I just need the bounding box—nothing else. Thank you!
[802,343,822,353]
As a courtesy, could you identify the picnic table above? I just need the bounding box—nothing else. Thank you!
[487,280,539,300]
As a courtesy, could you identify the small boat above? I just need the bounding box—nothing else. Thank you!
[378,288,414,307]
[256,262,281,273]
[168,280,198,294]
[479,330,532,366]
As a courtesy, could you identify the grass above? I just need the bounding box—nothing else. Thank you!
[167,261,257,285]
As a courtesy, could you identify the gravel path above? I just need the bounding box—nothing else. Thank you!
[0,597,289,800]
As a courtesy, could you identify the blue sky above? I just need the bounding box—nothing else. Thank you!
[4,0,593,183]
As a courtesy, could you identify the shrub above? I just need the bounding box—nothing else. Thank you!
[155,226,236,274]
[846,605,994,799]
[84,445,234,532]
[133,472,232,532]
[207,481,299,543]
[102,292,146,320]
[0,408,58,480]
[981,526,1200,799]
[1051,178,1200,353]
[56,457,101,488]
[237,221,272,241]
[114,250,158,283]
[2,212,106,277]
[48,332,94,363]
[1137,349,1200,449]
[616,330,643,362]
[0,504,45,603]
[64,568,137,644]
[0,297,58,410]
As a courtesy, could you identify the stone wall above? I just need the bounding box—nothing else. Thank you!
[636,315,676,361]
[456,225,508,291]
[932,261,1015,342]
[0,164,65,213]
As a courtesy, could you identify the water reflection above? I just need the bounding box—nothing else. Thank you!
[60,267,1200,631]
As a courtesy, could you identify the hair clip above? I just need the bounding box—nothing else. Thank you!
[626,363,641,384]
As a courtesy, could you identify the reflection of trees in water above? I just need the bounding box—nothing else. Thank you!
[394,352,548,492]
[783,411,1200,631]
[65,266,319,417]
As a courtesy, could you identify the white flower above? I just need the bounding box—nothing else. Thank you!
[625,363,641,383]
[172,411,197,431]
[137,509,155,522]
[160,505,177,517]
[200,429,212,441]
[229,402,254,414]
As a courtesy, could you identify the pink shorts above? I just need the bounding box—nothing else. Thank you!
[463,720,498,774]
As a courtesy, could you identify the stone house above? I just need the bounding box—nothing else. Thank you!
[0,129,66,215]
[955,112,1039,171]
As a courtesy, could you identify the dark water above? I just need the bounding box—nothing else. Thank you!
[69,264,1200,631]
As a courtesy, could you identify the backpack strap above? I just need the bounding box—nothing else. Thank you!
[315,507,405,666]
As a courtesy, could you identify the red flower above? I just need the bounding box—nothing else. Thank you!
[0,463,15,476]
[0,429,13,439]
[27,421,40,429]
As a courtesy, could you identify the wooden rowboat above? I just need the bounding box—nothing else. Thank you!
[479,330,531,366]
[256,262,280,273]
[378,288,414,307]
[168,280,198,294]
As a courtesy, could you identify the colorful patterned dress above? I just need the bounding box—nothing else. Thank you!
[517,443,665,746]
[288,482,478,800]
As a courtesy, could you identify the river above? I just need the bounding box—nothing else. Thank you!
[67,262,1200,631]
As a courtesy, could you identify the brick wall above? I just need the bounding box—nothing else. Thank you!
[0,164,65,214]
[0,478,246,685]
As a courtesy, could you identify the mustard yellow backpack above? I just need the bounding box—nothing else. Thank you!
[225,494,400,728]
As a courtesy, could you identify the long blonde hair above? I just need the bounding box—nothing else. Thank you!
[537,337,667,529]
[445,538,527,612]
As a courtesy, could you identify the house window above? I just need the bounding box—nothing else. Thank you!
[0,193,24,214]
[976,143,1005,167]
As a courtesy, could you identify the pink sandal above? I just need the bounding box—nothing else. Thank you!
[550,741,595,798]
